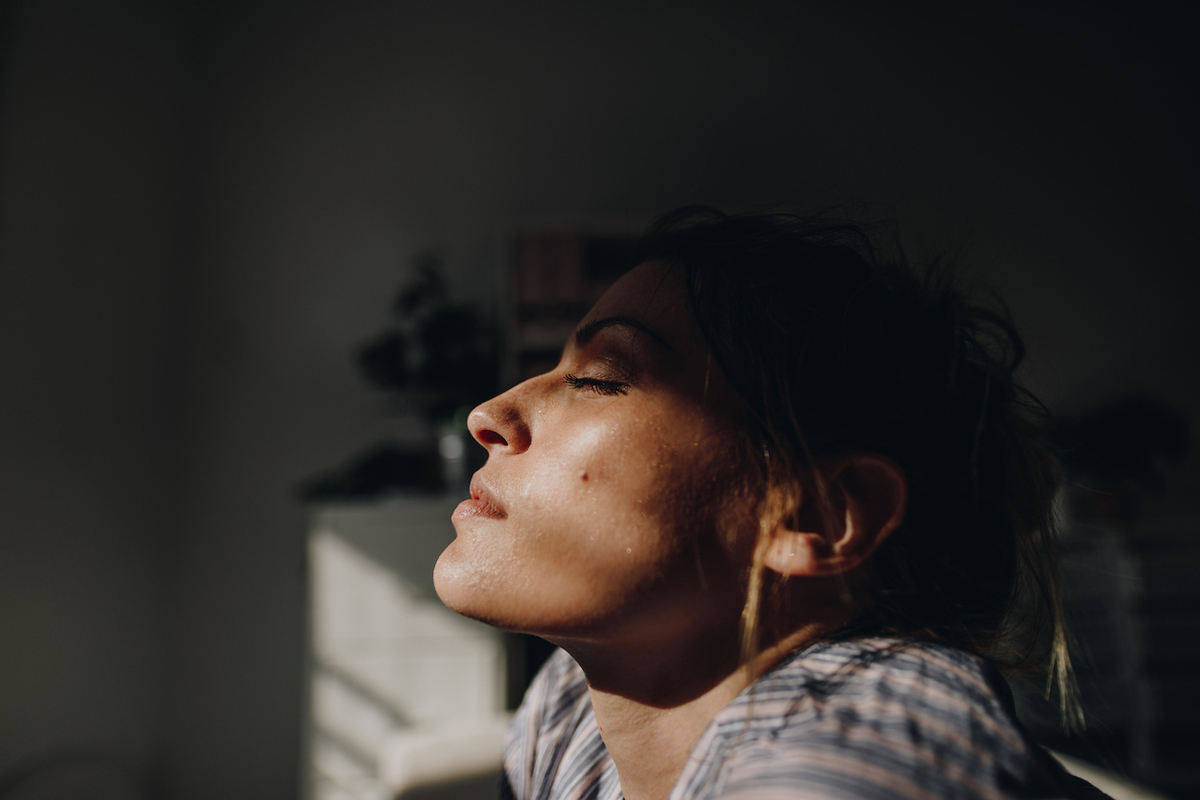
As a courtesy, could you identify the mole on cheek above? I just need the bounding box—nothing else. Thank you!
[580,472,589,482]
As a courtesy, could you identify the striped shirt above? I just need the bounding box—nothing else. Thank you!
[500,637,1108,800]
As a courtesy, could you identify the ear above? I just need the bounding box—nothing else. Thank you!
[761,454,907,577]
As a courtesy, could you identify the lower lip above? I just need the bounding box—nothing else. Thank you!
[452,498,506,522]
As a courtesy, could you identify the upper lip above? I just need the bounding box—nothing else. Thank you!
[468,473,506,517]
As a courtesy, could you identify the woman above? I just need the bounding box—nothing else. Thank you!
[434,208,1106,800]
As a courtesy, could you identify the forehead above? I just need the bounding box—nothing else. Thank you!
[582,260,701,352]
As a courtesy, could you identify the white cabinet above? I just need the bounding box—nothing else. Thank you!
[306,499,507,800]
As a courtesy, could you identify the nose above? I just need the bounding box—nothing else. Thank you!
[467,381,533,454]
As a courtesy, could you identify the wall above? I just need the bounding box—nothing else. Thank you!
[1,2,1196,799]
[0,0,191,794]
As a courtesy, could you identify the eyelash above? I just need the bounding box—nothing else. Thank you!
[564,374,629,396]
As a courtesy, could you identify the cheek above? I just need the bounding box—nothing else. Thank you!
[525,412,679,523]
[548,412,743,569]
[437,418,654,605]
[516,418,689,585]
[519,421,615,506]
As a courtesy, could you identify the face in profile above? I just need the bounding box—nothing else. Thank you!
[433,260,758,649]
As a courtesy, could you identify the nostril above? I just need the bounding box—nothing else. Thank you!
[477,429,508,447]
[467,390,531,452]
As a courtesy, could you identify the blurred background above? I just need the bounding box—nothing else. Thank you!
[1,1,1197,799]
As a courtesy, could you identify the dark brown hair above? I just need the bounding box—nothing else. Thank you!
[638,206,1079,725]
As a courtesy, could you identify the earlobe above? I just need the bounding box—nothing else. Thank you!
[761,529,825,576]
[760,454,907,578]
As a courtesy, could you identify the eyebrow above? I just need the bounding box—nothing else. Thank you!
[573,315,672,351]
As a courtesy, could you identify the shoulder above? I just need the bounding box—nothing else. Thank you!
[697,638,1100,800]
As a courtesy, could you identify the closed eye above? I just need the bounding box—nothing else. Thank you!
[564,374,629,396]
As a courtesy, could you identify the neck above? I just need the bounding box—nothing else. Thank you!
[553,619,843,800]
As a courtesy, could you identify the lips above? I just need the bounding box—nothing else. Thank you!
[451,474,507,522]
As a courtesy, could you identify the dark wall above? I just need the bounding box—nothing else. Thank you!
[0,0,191,794]
[1,2,1195,798]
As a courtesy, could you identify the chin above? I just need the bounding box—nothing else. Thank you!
[435,561,580,638]
[433,548,509,629]
[432,548,474,613]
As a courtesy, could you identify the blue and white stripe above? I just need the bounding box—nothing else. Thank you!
[500,637,1108,800]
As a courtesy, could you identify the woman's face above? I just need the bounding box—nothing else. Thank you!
[434,260,756,647]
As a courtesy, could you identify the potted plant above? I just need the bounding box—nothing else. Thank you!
[301,253,500,500]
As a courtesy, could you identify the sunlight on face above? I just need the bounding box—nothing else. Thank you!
[433,261,757,648]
